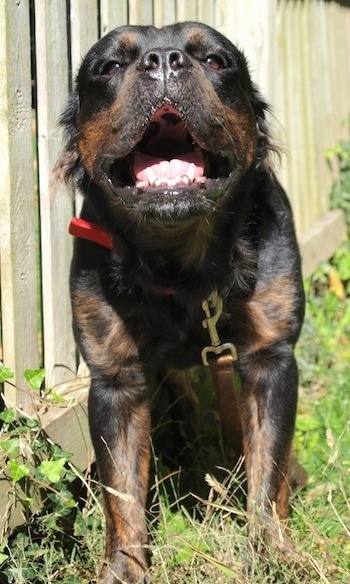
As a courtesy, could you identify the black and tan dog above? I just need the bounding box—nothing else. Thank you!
[57,22,305,584]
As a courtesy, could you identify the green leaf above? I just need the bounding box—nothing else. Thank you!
[20,496,34,508]
[73,509,86,536]
[0,437,19,456]
[8,460,30,483]
[0,363,14,383]
[189,545,238,578]
[47,390,68,405]
[52,444,73,460]
[0,552,9,565]
[48,494,76,516]
[24,368,46,390]
[24,416,39,428]
[0,408,16,424]
[39,458,67,483]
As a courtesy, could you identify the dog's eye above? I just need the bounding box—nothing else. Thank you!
[101,61,123,76]
[204,54,225,70]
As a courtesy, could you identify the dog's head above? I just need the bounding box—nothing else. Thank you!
[58,22,274,222]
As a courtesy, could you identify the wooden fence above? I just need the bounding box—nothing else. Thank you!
[0,0,349,474]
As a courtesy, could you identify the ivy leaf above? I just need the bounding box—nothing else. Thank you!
[0,363,14,383]
[8,460,30,483]
[39,458,67,483]
[52,444,73,460]
[0,408,16,424]
[24,417,39,428]
[24,368,46,390]
[0,437,19,456]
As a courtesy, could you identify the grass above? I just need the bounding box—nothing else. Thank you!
[1,136,350,581]
[1,243,349,584]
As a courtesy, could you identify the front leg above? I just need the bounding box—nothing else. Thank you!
[240,346,299,551]
[71,288,152,582]
[89,366,151,584]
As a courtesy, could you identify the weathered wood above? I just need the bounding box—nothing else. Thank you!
[0,382,91,529]
[154,0,176,27]
[128,0,153,25]
[197,0,214,25]
[70,0,99,70]
[100,0,128,35]
[39,383,91,468]
[69,1,99,218]
[218,1,278,104]
[34,0,76,387]
[0,0,39,412]
[309,0,332,215]
[176,0,197,22]
[300,210,347,279]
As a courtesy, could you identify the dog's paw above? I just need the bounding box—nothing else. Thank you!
[290,455,308,491]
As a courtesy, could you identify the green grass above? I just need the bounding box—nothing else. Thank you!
[1,241,349,583]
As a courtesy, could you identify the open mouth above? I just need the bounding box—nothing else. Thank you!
[104,105,235,202]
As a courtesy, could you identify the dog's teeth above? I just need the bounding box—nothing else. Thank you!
[187,163,195,182]
[146,167,159,186]
[141,168,201,189]
[136,180,149,189]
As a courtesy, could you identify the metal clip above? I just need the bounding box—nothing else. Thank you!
[201,290,237,366]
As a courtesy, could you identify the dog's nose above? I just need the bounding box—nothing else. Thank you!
[138,48,191,80]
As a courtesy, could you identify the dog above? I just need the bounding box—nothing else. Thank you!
[56,21,305,584]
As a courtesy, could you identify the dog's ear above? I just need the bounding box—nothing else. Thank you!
[235,46,280,169]
[53,90,81,184]
[250,83,280,169]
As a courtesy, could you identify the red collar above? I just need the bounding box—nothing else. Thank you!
[69,217,113,250]
[68,217,177,295]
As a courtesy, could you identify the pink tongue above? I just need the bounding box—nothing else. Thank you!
[134,149,205,186]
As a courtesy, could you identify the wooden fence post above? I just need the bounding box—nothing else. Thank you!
[35,0,76,387]
[0,0,39,412]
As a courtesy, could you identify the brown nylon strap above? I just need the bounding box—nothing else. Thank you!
[208,352,243,457]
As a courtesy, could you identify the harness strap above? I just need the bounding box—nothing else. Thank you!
[208,353,243,456]
[201,291,243,456]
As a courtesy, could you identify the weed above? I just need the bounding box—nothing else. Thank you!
[0,366,103,583]
[328,140,350,231]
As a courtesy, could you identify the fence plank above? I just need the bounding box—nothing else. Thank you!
[300,209,347,278]
[197,0,215,25]
[34,0,76,387]
[70,0,99,72]
[39,383,91,468]
[309,0,332,215]
[154,0,176,27]
[220,0,277,102]
[128,0,153,25]
[69,1,100,219]
[0,0,39,411]
[100,0,128,36]
[176,0,197,21]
